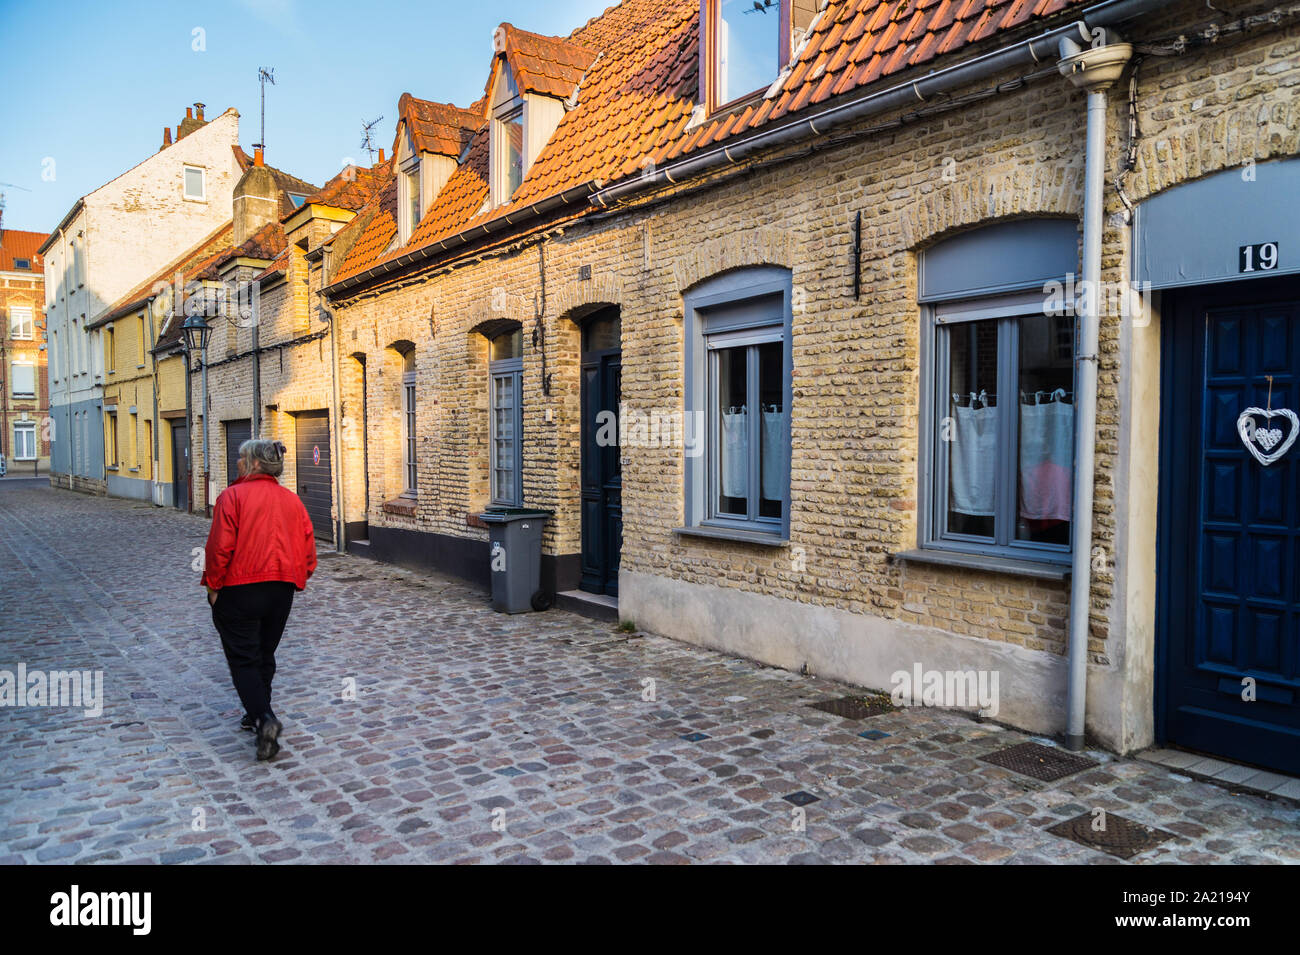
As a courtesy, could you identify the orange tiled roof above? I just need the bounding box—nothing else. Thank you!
[396,94,481,159]
[333,0,1092,287]
[0,229,48,272]
[493,23,598,101]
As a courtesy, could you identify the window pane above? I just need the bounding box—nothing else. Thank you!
[406,169,421,231]
[1015,314,1074,545]
[184,167,203,198]
[11,363,35,397]
[10,307,33,339]
[757,340,785,519]
[717,0,780,105]
[504,111,524,197]
[492,372,518,504]
[491,329,522,362]
[714,346,748,516]
[582,313,620,353]
[944,320,999,538]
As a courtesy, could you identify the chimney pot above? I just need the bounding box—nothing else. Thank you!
[163,127,173,147]
[186,107,193,119]
[254,146,265,167]
[194,102,205,121]
[378,148,386,164]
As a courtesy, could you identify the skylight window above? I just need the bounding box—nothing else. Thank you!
[703,0,796,113]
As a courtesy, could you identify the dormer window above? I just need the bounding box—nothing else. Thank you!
[702,0,797,113]
[491,66,526,207]
[397,130,423,243]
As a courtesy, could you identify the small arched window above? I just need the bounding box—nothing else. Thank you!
[488,328,523,506]
[402,349,417,494]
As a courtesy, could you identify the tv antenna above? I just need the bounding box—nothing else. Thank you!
[255,67,276,150]
[360,116,384,164]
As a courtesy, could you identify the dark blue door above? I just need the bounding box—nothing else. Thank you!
[580,309,621,596]
[1159,276,1300,774]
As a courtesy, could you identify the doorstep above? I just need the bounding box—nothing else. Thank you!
[555,589,619,624]
[1138,747,1300,804]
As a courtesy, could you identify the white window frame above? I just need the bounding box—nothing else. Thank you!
[183,165,206,201]
[9,305,34,340]
[10,361,36,398]
[13,422,37,461]
[491,66,525,207]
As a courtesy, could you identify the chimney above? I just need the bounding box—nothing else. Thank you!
[186,107,193,120]
[162,126,173,149]
[232,157,278,246]
[377,148,386,164]
[194,102,205,121]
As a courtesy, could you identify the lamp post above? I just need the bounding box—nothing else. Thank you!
[181,311,212,516]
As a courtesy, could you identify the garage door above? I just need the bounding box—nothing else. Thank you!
[294,411,333,541]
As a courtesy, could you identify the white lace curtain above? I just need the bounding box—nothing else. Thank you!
[721,405,787,501]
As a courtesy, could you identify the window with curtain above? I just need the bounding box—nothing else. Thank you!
[684,267,792,538]
[13,423,36,460]
[930,298,1075,557]
[489,329,523,507]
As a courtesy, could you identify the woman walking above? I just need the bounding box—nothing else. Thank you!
[202,439,317,761]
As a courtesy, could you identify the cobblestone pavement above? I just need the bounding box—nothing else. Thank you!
[1,483,1297,865]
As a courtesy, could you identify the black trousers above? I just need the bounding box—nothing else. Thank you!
[211,581,295,722]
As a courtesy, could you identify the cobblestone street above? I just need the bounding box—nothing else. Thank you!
[1,482,1297,865]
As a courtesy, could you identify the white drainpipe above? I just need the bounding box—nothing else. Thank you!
[1058,31,1133,751]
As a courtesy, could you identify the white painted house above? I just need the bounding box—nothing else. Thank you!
[43,103,245,493]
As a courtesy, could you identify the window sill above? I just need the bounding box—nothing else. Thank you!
[892,548,1070,581]
[382,497,417,517]
[674,525,788,547]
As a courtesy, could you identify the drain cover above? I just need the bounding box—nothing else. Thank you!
[808,694,896,720]
[782,791,820,806]
[1047,811,1174,859]
[979,741,1098,781]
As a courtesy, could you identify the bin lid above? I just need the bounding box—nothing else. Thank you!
[478,507,554,523]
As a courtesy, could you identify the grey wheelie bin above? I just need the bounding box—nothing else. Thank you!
[480,508,553,613]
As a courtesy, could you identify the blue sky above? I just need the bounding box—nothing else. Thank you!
[0,0,616,234]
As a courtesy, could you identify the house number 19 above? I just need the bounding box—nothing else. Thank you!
[1240,242,1279,273]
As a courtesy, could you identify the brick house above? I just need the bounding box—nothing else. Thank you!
[0,228,50,474]
[316,0,1299,773]
[43,103,247,495]
[186,151,384,530]
[88,146,319,510]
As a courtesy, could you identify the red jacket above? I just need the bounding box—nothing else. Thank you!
[202,473,318,591]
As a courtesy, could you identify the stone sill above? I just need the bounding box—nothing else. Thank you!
[382,497,417,517]
[674,525,788,547]
[892,548,1070,581]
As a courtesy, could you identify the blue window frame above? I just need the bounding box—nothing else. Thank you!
[684,267,792,539]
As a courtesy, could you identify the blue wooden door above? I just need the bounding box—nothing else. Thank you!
[579,309,622,596]
[1159,276,1300,774]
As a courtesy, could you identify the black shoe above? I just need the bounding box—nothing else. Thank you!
[256,715,282,761]
[240,714,256,733]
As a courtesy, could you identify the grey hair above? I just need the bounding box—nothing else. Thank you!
[238,439,286,478]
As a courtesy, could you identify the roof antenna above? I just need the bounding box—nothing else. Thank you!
[255,67,276,151]
[360,116,384,164]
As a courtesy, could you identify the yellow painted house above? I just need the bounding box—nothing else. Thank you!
[89,222,234,508]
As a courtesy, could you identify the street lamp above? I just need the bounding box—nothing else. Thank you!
[181,312,212,515]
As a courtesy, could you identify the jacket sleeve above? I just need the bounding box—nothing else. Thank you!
[301,502,318,581]
[202,491,238,590]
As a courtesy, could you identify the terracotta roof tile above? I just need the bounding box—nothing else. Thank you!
[395,94,482,159]
[0,229,47,272]
[333,0,1092,287]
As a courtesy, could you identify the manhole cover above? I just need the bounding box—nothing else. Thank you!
[808,694,896,720]
[1047,811,1174,860]
[979,741,1098,781]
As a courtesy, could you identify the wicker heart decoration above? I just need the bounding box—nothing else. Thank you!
[1237,407,1299,466]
